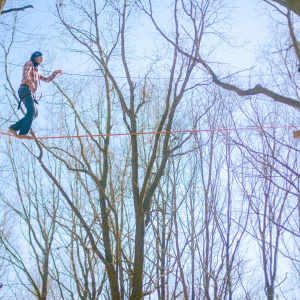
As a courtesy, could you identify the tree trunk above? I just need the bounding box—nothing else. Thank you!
[0,0,6,14]
[287,0,300,16]
[130,211,145,300]
[266,285,274,300]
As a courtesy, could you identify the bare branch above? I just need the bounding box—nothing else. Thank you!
[263,0,300,16]
[1,5,33,15]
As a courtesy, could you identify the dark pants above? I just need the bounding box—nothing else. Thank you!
[11,85,38,135]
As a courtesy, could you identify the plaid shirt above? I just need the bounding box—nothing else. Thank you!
[21,60,59,91]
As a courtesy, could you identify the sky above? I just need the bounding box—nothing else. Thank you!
[230,0,269,66]
[3,0,270,71]
[0,0,271,126]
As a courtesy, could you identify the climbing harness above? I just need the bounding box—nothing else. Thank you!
[17,81,42,109]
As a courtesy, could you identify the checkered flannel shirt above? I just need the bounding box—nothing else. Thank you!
[21,60,59,91]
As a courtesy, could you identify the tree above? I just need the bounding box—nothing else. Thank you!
[0,0,6,13]
[138,0,300,109]
[2,0,300,299]
[227,96,300,299]
[26,0,206,298]
[265,0,300,16]
[0,211,10,296]
[0,147,58,299]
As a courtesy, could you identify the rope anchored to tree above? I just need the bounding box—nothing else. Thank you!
[0,125,295,141]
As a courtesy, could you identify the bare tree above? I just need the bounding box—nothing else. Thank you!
[0,144,60,300]
[264,0,300,16]
[228,97,300,299]
[0,0,7,14]
[2,1,300,300]
[22,1,204,298]
[138,0,300,109]
[0,210,10,297]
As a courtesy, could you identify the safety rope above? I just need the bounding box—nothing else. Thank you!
[0,60,266,80]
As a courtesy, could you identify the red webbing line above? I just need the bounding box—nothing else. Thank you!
[0,125,295,140]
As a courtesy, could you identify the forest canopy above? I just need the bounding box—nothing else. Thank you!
[0,1,300,300]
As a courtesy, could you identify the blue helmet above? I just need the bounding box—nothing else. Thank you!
[31,51,43,58]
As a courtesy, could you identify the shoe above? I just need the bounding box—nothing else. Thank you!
[8,127,18,136]
[18,134,33,140]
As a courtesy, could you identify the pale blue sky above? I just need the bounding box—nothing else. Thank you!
[5,0,269,69]
[1,0,271,94]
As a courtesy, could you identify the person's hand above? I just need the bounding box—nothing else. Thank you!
[54,70,63,75]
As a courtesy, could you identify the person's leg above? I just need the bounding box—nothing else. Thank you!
[10,85,37,135]
[10,118,23,133]
[18,94,37,135]
[10,85,30,132]
[10,86,38,138]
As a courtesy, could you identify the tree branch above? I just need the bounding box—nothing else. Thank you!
[201,58,300,108]
[141,1,300,109]
[1,5,33,15]
[264,0,300,16]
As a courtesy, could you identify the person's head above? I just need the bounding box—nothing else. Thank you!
[31,51,43,66]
